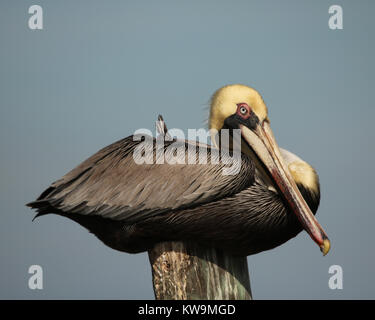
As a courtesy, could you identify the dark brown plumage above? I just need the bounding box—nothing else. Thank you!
[27,133,319,256]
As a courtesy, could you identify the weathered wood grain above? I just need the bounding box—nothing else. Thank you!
[148,241,252,300]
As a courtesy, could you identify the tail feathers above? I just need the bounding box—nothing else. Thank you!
[26,200,53,221]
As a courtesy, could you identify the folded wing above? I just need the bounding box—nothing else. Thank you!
[27,135,255,224]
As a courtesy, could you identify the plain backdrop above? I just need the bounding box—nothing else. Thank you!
[0,0,374,299]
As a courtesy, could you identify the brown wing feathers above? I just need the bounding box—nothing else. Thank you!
[27,135,255,224]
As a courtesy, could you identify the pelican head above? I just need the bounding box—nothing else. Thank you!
[209,84,330,255]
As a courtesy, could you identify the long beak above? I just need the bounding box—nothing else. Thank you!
[240,121,330,255]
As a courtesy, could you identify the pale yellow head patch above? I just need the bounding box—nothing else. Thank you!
[209,84,268,132]
[288,161,320,195]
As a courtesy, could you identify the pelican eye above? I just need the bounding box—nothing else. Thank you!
[240,106,247,115]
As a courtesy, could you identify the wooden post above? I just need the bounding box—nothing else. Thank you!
[148,241,252,300]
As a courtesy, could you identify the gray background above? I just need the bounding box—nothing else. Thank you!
[0,0,373,299]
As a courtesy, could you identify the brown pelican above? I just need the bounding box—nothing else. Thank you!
[27,84,330,256]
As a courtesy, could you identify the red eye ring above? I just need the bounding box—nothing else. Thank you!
[236,103,251,119]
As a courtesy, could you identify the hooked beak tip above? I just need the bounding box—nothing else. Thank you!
[320,238,331,256]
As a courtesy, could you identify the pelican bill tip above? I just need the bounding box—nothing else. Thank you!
[320,238,331,256]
